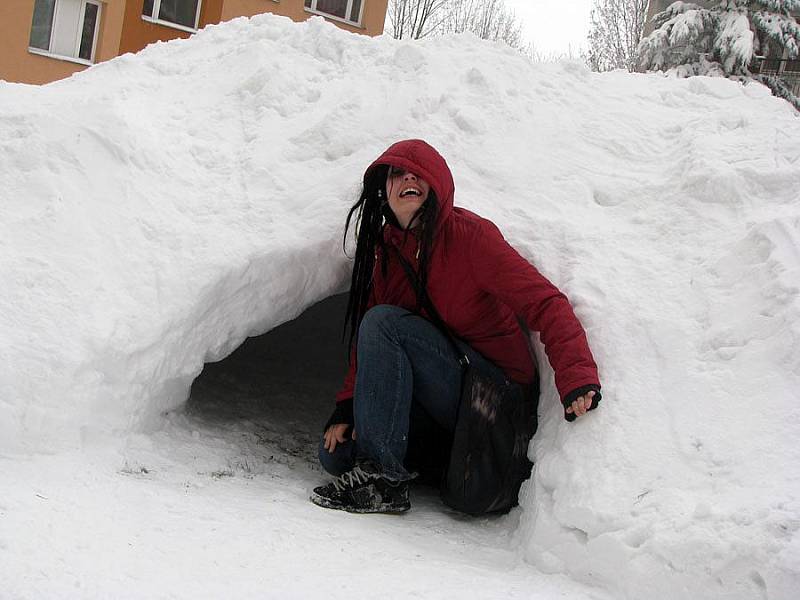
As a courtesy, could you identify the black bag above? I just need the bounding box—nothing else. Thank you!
[441,357,539,515]
[393,249,539,515]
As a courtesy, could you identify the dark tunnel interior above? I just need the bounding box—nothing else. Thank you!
[185,293,351,466]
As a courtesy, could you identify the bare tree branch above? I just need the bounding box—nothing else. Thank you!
[585,0,649,71]
[386,0,524,48]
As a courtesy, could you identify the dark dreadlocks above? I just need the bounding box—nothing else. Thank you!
[342,164,440,350]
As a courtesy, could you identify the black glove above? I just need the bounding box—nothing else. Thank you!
[324,397,354,432]
[562,385,602,422]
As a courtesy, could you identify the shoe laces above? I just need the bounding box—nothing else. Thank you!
[332,464,375,492]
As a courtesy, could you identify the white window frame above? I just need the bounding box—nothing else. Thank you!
[28,0,102,66]
[141,0,203,34]
[304,0,364,27]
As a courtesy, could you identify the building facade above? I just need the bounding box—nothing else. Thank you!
[1,0,387,85]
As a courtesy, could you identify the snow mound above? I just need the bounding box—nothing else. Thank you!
[1,13,799,600]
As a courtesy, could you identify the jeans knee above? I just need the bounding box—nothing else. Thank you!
[318,440,339,475]
[359,305,409,344]
[318,438,354,476]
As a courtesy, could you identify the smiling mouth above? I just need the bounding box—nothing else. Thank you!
[400,188,422,198]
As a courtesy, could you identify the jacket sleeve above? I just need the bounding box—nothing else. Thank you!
[334,269,380,404]
[468,220,601,405]
[335,345,359,403]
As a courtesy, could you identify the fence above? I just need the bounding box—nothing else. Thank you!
[755,58,800,96]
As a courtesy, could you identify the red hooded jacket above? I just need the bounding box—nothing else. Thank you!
[336,139,600,409]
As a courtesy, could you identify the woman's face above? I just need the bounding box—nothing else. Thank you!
[385,166,431,229]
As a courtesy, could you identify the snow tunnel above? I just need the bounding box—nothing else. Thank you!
[3,11,799,598]
[182,292,351,472]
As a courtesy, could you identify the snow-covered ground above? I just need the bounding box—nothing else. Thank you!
[1,12,798,600]
[4,295,600,598]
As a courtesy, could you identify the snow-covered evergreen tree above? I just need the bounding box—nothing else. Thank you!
[638,1,800,109]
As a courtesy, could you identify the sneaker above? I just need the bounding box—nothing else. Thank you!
[310,463,410,514]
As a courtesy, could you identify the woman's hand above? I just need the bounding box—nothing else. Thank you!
[323,423,356,453]
[565,390,597,419]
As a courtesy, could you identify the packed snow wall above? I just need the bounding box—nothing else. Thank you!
[1,13,798,600]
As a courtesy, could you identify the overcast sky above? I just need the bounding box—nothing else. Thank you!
[504,0,594,57]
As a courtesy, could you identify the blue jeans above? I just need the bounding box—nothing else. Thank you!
[318,304,512,481]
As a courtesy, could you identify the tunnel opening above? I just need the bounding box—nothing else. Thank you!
[154,290,520,526]
[174,292,516,523]
[182,292,350,474]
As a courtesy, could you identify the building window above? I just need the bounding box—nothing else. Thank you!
[29,0,101,64]
[142,0,202,32]
[304,0,363,26]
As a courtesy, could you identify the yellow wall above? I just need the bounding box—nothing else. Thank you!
[222,0,388,36]
[0,0,126,85]
[1,0,386,85]
[118,0,224,56]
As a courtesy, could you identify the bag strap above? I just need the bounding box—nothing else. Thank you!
[389,244,471,368]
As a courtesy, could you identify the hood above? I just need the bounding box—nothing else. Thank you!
[365,139,455,231]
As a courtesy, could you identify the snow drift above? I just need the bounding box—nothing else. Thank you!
[1,13,798,600]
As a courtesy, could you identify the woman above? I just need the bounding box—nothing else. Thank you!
[310,139,601,514]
